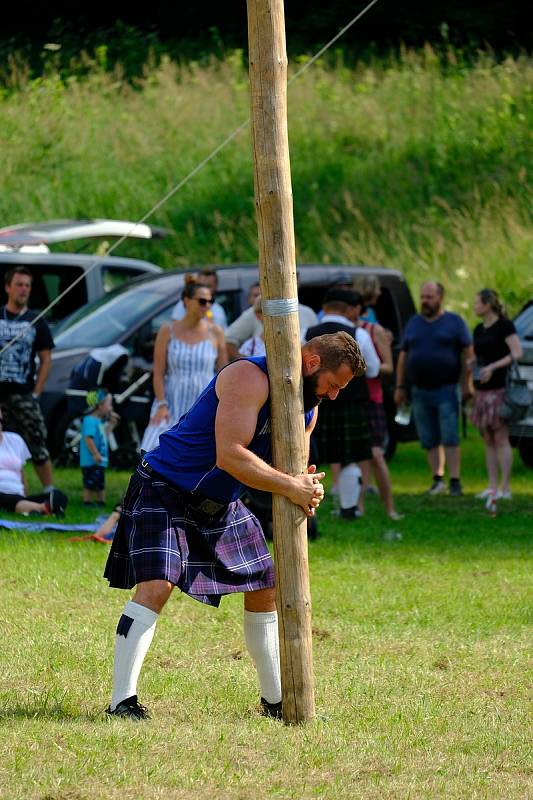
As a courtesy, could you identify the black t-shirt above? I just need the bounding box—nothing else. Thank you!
[473,317,516,390]
[0,307,55,394]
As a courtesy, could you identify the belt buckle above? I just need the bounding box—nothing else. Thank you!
[195,496,225,517]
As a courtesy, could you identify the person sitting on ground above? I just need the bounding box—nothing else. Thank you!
[80,389,120,507]
[0,407,67,515]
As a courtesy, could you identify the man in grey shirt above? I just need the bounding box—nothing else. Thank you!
[226,283,318,360]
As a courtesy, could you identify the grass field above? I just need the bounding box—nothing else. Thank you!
[0,432,531,799]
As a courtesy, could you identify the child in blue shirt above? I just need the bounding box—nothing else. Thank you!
[80,389,119,506]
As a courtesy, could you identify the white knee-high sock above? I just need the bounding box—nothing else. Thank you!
[339,463,362,509]
[110,600,158,710]
[243,609,281,704]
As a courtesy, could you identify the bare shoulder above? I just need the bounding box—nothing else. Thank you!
[209,322,225,341]
[215,358,269,404]
[158,322,172,337]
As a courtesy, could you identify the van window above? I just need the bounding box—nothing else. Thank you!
[0,264,88,324]
[102,266,145,293]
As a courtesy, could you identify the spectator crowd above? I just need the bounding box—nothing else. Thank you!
[0,264,523,527]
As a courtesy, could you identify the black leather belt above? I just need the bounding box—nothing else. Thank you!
[140,459,227,518]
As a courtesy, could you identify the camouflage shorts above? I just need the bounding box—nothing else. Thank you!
[0,392,50,463]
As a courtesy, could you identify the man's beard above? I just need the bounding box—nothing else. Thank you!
[302,372,323,412]
[421,302,439,319]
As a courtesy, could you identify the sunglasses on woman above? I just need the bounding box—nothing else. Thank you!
[196,297,213,307]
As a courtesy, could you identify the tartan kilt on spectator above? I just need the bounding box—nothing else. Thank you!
[312,399,372,464]
[367,400,388,449]
[104,466,275,607]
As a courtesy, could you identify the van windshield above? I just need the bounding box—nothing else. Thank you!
[54,288,166,349]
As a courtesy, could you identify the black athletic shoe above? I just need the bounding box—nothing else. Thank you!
[49,489,68,516]
[260,697,282,720]
[449,479,463,497]
[339,506,362,520]
[106,695,150,721]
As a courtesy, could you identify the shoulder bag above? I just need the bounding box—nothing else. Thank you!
[499,361,532,423]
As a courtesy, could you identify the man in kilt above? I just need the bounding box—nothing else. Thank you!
[305,289,380,519]
[104,332,365,720]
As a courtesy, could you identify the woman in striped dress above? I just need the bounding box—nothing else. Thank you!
[140,280,228,453]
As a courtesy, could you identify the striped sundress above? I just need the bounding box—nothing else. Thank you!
[140,333,217,453]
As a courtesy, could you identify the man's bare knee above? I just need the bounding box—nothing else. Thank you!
[244,586,276,612]
[133,580,174,613]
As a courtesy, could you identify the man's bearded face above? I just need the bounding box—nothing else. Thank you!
[302,371,323,412]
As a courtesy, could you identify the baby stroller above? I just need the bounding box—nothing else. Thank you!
[59,344,152,468]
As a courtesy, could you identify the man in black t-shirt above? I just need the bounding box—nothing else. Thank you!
[0,267,56,491]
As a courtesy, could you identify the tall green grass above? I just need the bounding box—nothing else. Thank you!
[1,48,531,320]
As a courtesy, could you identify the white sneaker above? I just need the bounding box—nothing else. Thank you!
[497,490,512,500]
[427,480,446,495]
[388,511,405,521]
[476,488,493,500]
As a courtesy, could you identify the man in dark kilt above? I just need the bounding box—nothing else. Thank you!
[305,289,380,519]
[104,332,365,720]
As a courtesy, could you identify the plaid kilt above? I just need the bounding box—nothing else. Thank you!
[367,400,388,449]
[312,398,372,464]
[104,466,274,607]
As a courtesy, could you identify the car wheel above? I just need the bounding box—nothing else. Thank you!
[518,439,533,469]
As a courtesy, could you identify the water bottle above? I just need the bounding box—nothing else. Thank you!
[394,404,411,426]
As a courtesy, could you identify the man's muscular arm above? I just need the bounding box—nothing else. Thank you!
[215,361,324,515]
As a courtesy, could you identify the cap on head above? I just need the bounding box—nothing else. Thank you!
[86,388,108,412]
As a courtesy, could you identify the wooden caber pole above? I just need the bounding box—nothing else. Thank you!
[246,0,315,723]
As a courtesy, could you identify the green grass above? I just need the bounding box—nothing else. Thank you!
[0,432,531,799]
[0,48,532,322]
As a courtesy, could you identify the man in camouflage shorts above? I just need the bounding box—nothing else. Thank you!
[0,267,56,490]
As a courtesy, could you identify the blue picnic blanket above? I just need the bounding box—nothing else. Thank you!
[0,518,102,533]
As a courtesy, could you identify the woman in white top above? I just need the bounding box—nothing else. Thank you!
[0,408,54,514]
[141,280,228,453]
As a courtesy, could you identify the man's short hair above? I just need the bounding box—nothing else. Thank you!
[4,266,33,286]
[307,331,366,377]
[199,268,218,283]
[423,281,445,297]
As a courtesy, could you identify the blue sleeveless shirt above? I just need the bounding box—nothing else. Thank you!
[145,356,314,504]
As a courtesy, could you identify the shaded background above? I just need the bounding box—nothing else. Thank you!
[1,1,531,80]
